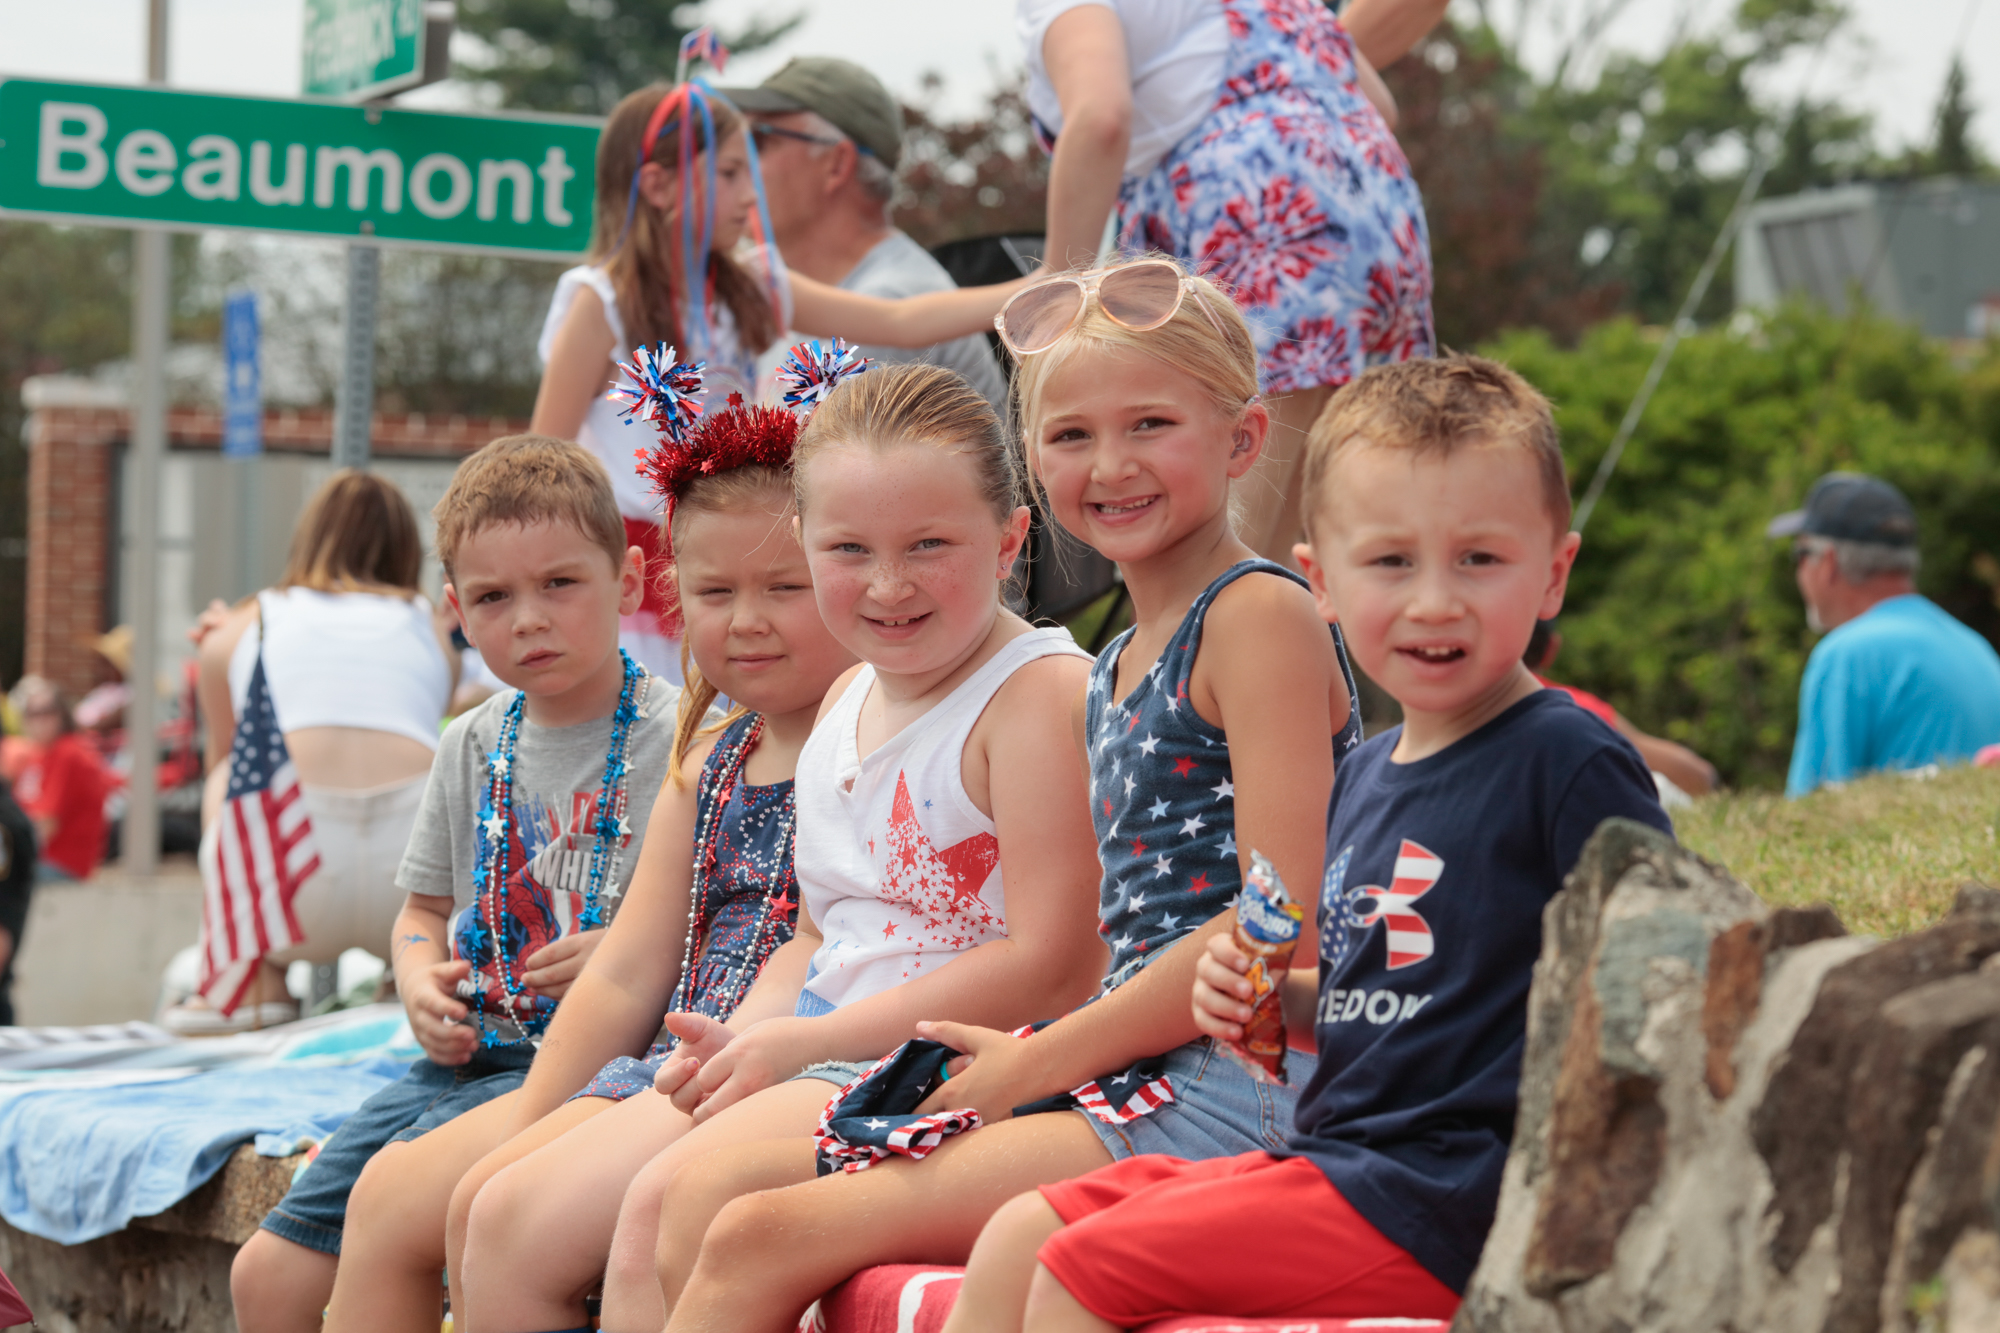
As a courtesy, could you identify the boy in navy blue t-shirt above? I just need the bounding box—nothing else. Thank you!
[982,354,1673,1329]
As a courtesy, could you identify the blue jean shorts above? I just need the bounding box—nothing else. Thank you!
[1077,1038,1317,1161]
[259,1044,535,1255]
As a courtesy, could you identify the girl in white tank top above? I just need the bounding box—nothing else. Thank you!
[569,364,1110,1329]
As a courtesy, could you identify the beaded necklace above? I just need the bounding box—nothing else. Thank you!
[666,712,798,1025]
[469,649,650,1048]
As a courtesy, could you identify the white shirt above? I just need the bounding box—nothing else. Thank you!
[1019,0,1232,179]
[537,251,794,522]
[793,628,1093,1010]
[229,588,451,751]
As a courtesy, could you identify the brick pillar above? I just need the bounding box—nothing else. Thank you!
[25,398,122,702]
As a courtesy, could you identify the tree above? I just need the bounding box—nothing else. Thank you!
[892,77,1049,250]
[1925,58,1987,178]
[453,0,797,114]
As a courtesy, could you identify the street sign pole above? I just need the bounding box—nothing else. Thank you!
[222,289,263,596]
[122,0,168,876]
[333,241,379,470]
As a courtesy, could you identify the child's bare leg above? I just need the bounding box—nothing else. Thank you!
[322,1089,521,1333]
[652,1139,819,1309]
[458,1088,701,1332]
[1022,1265,1120,1333]
[445,1095,611,1329]
[598,1080,833,1331]
[231,1230,338,1333]
[938,1191,1068,1333]
[664,1111,1113,1333]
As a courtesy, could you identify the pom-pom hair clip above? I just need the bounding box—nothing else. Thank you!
[612,338,873,522]
[775,338,871,413]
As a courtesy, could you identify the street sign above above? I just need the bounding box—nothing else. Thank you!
[0,78,599,259]
[303,0,427,103]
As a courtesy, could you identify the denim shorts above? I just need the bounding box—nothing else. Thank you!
[259,1044,535,1255]
[1076,1038,1317,1161]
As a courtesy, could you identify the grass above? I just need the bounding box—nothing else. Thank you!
[1676,764,2000,939]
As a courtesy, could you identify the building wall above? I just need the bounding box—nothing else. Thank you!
[20,378,525,704]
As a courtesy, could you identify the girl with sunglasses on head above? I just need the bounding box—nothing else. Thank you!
[654,256,1360,1333]
[1023,0,1443,563]
[534,81,1029,681]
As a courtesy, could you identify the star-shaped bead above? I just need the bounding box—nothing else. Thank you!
[488,752,510,776]
[1147,797,1170,820]
[482,812,505,838]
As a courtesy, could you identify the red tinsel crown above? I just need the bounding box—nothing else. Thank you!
[636,396,801,514]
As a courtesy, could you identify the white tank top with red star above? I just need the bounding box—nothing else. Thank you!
[794,626,1093,1013]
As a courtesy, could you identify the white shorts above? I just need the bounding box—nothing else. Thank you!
[198,773,427,966]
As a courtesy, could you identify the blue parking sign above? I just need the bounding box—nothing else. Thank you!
[222,289,261,457]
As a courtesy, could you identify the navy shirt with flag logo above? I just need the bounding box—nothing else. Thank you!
[1280,689,1673,1293]
[1086,559,1361,991]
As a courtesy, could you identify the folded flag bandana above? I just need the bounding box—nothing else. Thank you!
[812,1031,1178,1175]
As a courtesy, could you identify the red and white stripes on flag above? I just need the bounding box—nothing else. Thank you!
[1353,839,1443,970]
[197,657,322,1015]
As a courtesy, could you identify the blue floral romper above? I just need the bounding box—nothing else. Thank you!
[1067,559,1362,1157]
[575,712,798,1102]
[1116,0,1435,394]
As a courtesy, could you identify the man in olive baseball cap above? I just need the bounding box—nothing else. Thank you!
[1771,471,2000,796]
[722,56,905,169]
[721,57,1007,413]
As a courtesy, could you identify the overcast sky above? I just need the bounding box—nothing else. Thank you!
[1,0,1994,159]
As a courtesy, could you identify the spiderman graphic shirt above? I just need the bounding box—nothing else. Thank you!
[1280,689,1671,1294]
[395,687,678,1041]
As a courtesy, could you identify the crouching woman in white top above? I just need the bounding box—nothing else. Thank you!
[164,471,457,1034]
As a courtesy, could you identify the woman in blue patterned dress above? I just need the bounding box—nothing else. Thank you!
[1022,0,1445,559]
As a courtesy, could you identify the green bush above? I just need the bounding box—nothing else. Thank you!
[1486,306,2000,788]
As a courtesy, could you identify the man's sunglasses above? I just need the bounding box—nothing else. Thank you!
[751,123,875,156]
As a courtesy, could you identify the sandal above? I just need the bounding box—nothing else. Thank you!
[159,996,301,1037]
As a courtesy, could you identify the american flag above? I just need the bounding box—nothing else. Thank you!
[197,657,320,1014]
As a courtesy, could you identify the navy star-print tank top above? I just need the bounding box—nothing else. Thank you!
[1086,559,1362,990]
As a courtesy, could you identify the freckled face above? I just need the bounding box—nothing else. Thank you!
[796,441,1028,679]
[673,500,855,716]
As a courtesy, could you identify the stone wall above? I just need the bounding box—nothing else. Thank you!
[1461,820,2000,1333]
[0,1146,299,1333]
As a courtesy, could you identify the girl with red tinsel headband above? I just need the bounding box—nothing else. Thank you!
[531,53,1029,684]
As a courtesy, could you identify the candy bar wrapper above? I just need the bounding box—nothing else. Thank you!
[1220,851,1304,1085]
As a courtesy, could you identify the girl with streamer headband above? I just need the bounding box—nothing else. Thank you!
[533,50,1032,684]
[318,346,853,1333]
[460,361,1108,1333]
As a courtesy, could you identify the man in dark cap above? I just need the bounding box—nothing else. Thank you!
[1770,472,2000,796]
[725,57,1008,413]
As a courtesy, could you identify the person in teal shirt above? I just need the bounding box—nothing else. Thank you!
[1772,473,2000,797]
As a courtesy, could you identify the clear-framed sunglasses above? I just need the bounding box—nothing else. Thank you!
[993,259,1230,357]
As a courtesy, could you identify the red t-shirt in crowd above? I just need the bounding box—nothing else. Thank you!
[1,733,114,879]
[1532,674,1620,729]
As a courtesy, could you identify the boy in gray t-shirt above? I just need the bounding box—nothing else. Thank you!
[232,435,680,1332]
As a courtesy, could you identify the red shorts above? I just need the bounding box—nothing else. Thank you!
[1037,1153,1460,1326]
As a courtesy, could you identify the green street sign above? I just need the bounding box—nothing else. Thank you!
[0,78,599,259]
[303,0,426,102]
